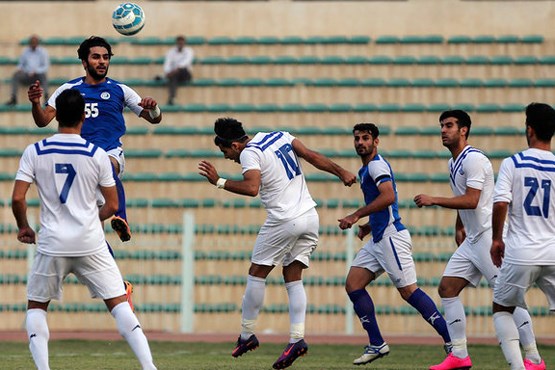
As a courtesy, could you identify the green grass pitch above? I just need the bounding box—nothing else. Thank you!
[1,340,554,369]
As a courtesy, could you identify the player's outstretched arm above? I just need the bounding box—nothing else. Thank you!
[338,181,395,230]
[139,97,162,124]
[198,160,261,197]
[28,80,56,127]
[291,139,356,186]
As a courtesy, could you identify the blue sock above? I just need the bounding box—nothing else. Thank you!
[348,289,384,346]
[407,288,451,343]
[111,165,127,221]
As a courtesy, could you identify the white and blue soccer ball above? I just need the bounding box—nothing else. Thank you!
[112,2,145,36]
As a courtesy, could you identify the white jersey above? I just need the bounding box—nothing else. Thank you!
[494,148,555,264]
[240,131,317,225]
[16,134,115,256]
[448,145,494,243]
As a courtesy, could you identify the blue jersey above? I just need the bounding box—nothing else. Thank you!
[47,77,143,152]
[359,154,405,242]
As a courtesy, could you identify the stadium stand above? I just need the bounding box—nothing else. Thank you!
[1,0,553,337]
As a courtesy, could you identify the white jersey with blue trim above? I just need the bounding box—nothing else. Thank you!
[448,145,494,243]
[240,131,316,225]
[494,148,555,264]
[47,77,143,152]
[15,134,115,256]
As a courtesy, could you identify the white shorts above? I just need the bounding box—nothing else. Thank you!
[27,248,126,302]
[493,262,555,311]
[96,147,125,207]
[251,208,319,268]
[443,230,498,287]
[351,228,417,288]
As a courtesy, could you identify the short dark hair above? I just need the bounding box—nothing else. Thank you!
[56,89,85,127]
[525,102,555,142]
[77,36,113,61]
[439,110,472,138]
[213,117,248,148]
[353,123,379,138]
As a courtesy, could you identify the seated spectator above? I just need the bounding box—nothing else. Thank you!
[6,35,49,106]
[163,35,194,105]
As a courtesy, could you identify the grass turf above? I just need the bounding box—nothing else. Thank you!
[1,340,553,369]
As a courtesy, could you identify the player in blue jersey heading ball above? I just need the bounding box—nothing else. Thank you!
[28,36,163,244]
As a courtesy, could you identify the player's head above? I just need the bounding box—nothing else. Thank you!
[525,102,555,143]
[214,117,249,163]
[78,36,113,81]
[439,110,472,139]
[352,123,379,159]
[55,89,85,128]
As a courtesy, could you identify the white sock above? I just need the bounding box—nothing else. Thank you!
[111,302,157,370]
[513,307,541,363]
[493,312,525,370]
[26,309,50,370]
[441,297,468,358]
[241,275,266,340]
[286,280,306,342]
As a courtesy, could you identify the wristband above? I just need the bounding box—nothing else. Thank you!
[216,178,227,189]
[148,105,161,119]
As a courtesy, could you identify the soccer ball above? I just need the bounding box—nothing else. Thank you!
[112,2,145,36]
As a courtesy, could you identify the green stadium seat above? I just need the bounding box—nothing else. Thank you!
[124,149,162,158]
[411,78,435,87]
[387,78,411,87]
[459,78,483,88]
[360,78,386,87]
[483,78,507,88]
[375,35,399,44]
[418,55,442,65]
[427,103,451,112]
[513,55,537,64]
[403,103,427,112]
[501,103,526,112]
[535,78,555,87]
[519,35,544,43]
[200,56,225,65]
[233,36,257,45]
[465,55,490,64]
[472,35,496,43]
[508,78,533,87]
[368,55,393,64]
[279,36,304,44]
[320,55,345,64]
[435,78,459,88]
[490,55,513,65]
[273,55,298,64]
[441,55,465,64]
[328,103,352,112]
[395,126,421,135]
[476,103,501,113]
[393,55,417,64]
[249,55,272,64]
[447,35,472,44]
[400,35,443,44]
[379,103,401,112]
[257,36,280,44]
[348,35,371,44]
[226,56,250,64]
[496,35,519,43]
[538,55,555,64]
[207,36,233,45]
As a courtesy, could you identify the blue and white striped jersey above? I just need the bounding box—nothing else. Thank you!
[47,77,143,152]
[494,148,555,264]
[448,145,494,243]
[240,131,316,225]
[16,134,115,256]
[359,154,405,242]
